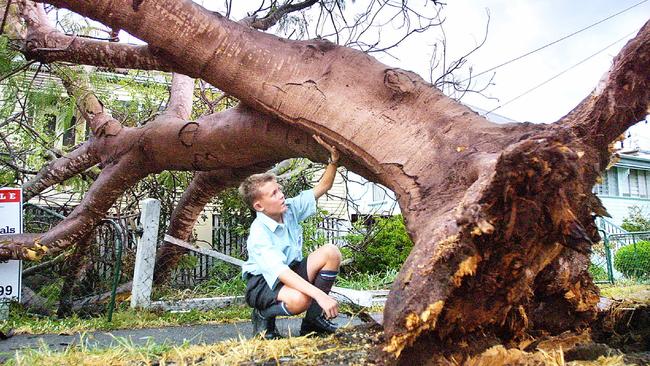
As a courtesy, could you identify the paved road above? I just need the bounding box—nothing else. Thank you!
[0,315,367,362]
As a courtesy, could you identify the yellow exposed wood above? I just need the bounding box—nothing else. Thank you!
[384,301,445,358]
[452,255,480,287]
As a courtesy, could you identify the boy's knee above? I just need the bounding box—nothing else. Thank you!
[324,243,342,264]
[285,291,311,313]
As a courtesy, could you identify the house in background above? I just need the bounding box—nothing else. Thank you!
[593,152,650,228]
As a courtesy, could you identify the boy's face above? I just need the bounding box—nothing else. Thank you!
[253,180,287,218]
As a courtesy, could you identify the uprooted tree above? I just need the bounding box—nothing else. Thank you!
[1,0,648,363]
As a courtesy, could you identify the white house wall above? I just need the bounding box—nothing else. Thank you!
[598,196,650,226]
[344,171,400,217]
[312,167,348,219]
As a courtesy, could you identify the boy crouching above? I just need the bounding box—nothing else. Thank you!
[240,136,342,339]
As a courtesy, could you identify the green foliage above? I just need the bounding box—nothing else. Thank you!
[196,261,246,296]
[155,261,246,300]
[175,254,199,271]
[3,305,251,335]
[337,269,398,290]
[588,263,609,282]
[621,206,650,232]
[213,187,254,239]
[344,215,413,274]
[613,240,650,278]
[301,208,330,255]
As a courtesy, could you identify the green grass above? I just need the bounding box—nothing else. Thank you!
[337,269,397,290]
[2,266,398,338]
[4,331,359,366]
[597,279,650,302]
[5,336,177,366]
[1,305,251,336]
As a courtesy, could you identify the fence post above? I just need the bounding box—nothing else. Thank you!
[131,198,160,309]
[602,231,615,284]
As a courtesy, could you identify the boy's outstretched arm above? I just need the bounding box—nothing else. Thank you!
[313,135,339,200]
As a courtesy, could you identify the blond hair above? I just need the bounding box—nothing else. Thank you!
[239,172,277,209]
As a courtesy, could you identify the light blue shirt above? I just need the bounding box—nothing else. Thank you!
[242,189,317,289]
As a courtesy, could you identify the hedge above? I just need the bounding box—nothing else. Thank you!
[613,240,650,278]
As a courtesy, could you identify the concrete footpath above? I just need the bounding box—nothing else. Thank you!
[0,314,367,362]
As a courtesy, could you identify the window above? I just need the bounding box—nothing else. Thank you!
[596,171,609,195]
[608,168,619,196]
[639,170,648,197]
[371,184,384,202]
[62,116,76,146]
[621,169,650,197]
[630,169,640,197]
[619,168,630,196]
[595,168,619,196]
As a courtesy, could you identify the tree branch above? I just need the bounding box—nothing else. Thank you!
[240,0,318,31]
[562,20,650,154]
[1,103,365,261]
[19,0,177,72]
[22,141,98,201]
[164,73,194,120]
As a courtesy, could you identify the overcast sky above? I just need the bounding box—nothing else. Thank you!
[373,0,650,148]
[422,1,648,122]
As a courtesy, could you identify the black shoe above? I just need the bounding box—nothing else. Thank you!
[265,316,284,340]
[252,309,283,340]
[299,315,338,336]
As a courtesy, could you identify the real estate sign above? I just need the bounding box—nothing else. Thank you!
[0,188,22,302]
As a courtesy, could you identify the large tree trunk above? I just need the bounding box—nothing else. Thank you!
[3,0,649,362]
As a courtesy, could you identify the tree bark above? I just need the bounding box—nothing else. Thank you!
[3,0,649,362]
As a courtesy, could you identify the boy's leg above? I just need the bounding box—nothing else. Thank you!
[275,244,342,335]
[246,274,290,339]
[304,243,341,307]
[301,244,342,335]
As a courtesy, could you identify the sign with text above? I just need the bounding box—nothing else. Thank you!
[0,187,22,302]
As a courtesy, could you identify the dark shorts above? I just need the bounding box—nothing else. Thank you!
[244,258,309,310]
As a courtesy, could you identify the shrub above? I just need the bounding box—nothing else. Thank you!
[345,215,413,274]
[613,240,650,278]
[620,206,650,232]
[588,263,609,281]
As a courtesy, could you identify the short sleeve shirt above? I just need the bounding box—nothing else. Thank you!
[241,189,317,289]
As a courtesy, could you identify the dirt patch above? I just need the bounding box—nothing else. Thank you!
[303,301,650,365]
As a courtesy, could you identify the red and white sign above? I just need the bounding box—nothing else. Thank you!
[0,189,20,203]
[0,187,22,302]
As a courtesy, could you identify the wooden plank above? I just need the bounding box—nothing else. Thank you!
[150,296,245,312]
[331,286,387,307]
[164,234,244,267]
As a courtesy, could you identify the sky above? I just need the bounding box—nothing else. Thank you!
[122,1,650,149]
[394,1,648,121]
[372,0,650,148]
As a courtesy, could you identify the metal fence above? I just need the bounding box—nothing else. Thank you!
[318,216,350,246]
[22,204,136,317]
[169,215,350,288]
[212,216,248,259]
[591,230,650,283]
